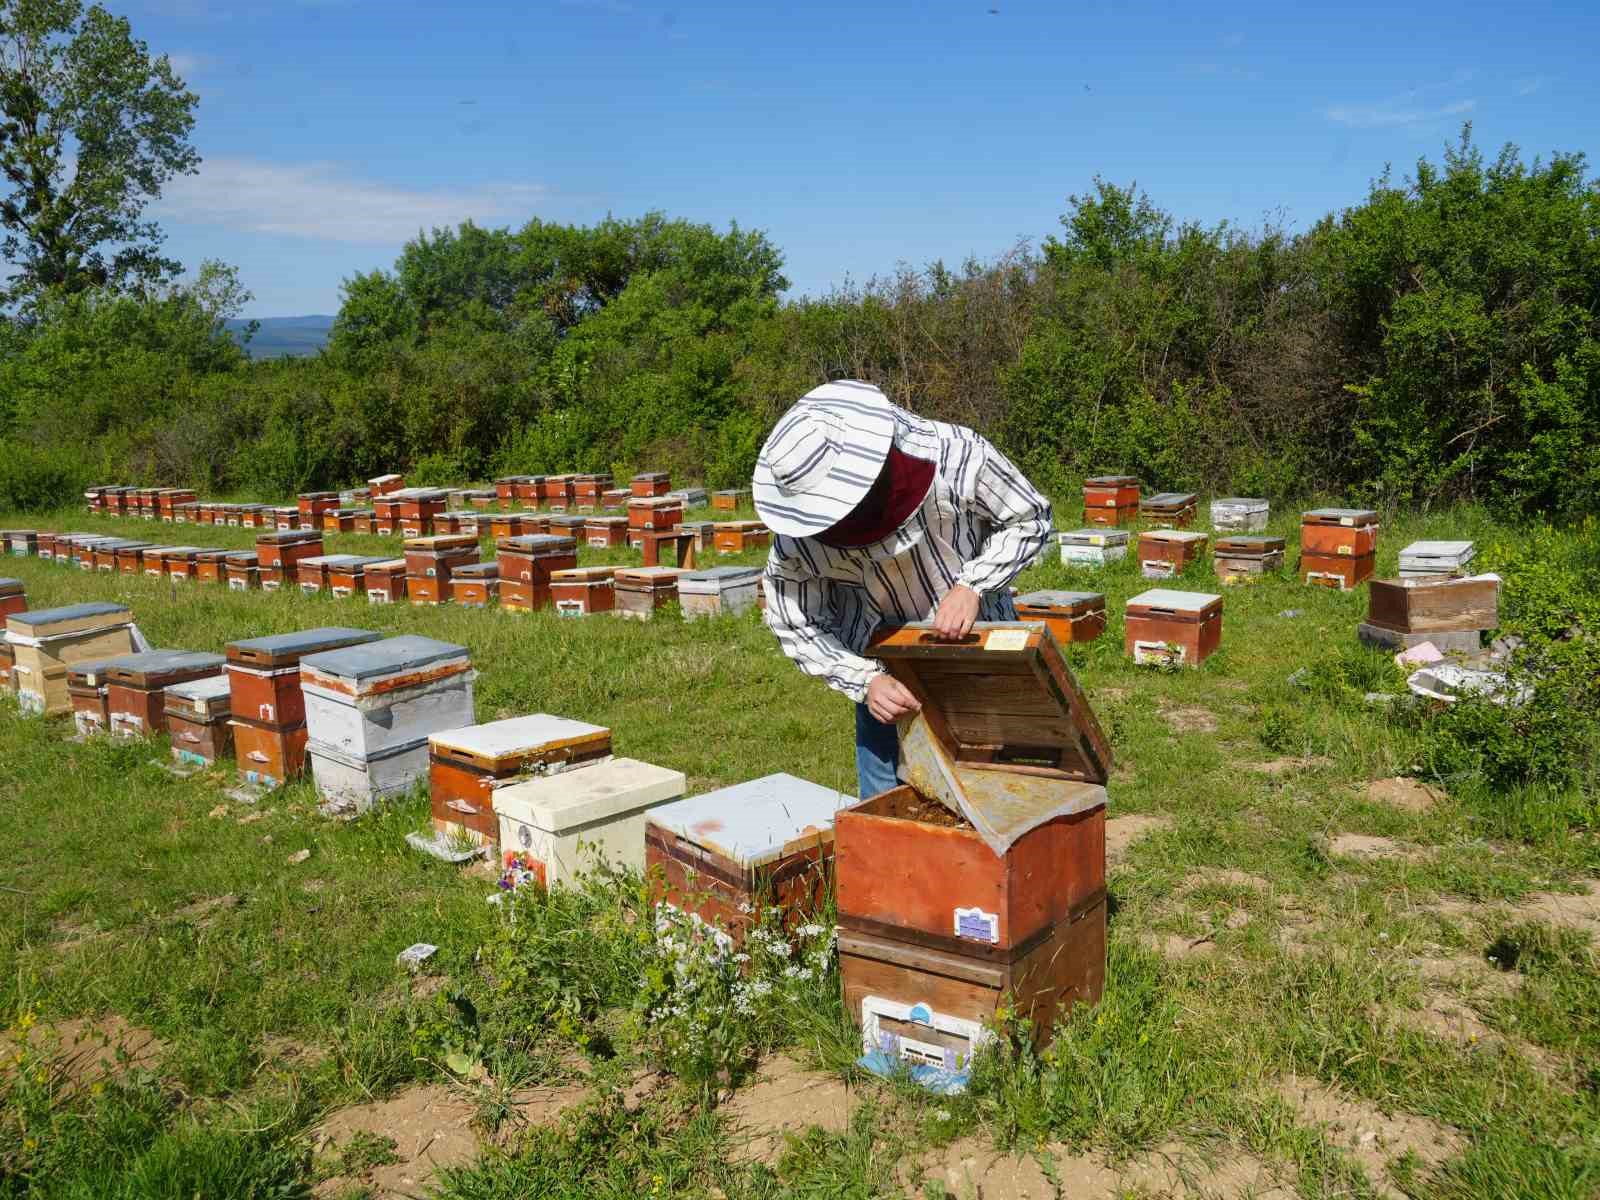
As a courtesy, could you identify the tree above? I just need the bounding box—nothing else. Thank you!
[0,0,199,307]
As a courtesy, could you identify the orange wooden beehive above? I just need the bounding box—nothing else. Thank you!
[362,559,408,604]
[226,628,381,730]
[1012,591,1106,644]
[1082,475,1140,526]
[631,471,671,498]
[1124,589,1223,667]
[1136,529,1209,580]
[297,492,339,525]
[450,562,499,608]
[584,516,629,548]
[713,521,769,554]
[1300,508,1379,589]
[491,512,546,539]
[496,535,578,612]
[550,566,616,616]
[105,651,225,738]
[629,496,684,532]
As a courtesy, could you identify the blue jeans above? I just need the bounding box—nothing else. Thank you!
[855,702,900,799]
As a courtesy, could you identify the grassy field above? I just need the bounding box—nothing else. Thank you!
[0,500,1596,1199]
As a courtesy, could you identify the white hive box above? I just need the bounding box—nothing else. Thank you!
[309,739,432,814]
[300,635,476,761]
[1210,498,1269,532]
[494,758,687,888]
[1399,540,1475,578]
[678,567,762,619]
[1058,528,1130,567]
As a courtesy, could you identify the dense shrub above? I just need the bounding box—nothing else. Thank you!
[0,439,89,511]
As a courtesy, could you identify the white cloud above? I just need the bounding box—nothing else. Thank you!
[157,158,554,243]
[1324,98,1475,129]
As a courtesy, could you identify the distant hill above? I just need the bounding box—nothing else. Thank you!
[226,314,334,359]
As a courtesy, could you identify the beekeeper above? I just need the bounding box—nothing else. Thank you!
[753,380,1052,800]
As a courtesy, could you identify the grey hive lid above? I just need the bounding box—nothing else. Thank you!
[300,634,469,682]
[392,487,449,500]
[1059,528,1130,545]
[1144,492,1199,506]
[0,577,21,591]
[429,713,608,758]
[1303,507,1379,522]
[452,561,499,577]
[1212,497,1268,509]
[1015,589,1103,607]
[257,530,322,545]
[10,601,130,627]
[68,656,138,684]
[105,649,226,684]
[1128,588,1221,612]
[228,627,380,665]
[298,554,362,568]
[682,566,762,583]
[165,675,232,703]
[1400,540,1474,558]
[499,535,576,552]
[648,773,851,866]
[99,539,151,551]
[343,555,399,568]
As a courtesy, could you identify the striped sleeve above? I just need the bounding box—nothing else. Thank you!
[952,434,1053,596]
[762,541,884,704]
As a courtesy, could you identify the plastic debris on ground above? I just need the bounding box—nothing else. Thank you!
[1406,664,1532,706]
[404,829,486,863]
[1394,641,1444,668]
[396,943,437,971]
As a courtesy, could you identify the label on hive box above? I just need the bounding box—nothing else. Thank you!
[1141,560,1177,579]
[1133,639,1185,665]
[368,592,389,604]
[953,906,1000,944]
[983,629,1029,652]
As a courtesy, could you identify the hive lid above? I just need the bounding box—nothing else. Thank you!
[867,623,1112,853]
[440,510,479,521]
[1014,589,1104,611]
[713,488,751,497]
[300,634,469,683]
[647,773,851,867]
[194,549,232,561]
[369,474,403,485]
[495,475,536,485]
[498,534,577,554]
[713,520,764,531]
[679,567,762,594]
[297,554,360,571]
[1058,528,1131,547]
[1127,588,1222,613]
[297,491,337,500]
[403,535,478,551]
[1400,540,1474,560]
[1214,535,1286,554]
[586,515,628,526]
[257,530,323,545]
[616,566,685,585]
[365,558,408,573]
[550,566,615,583]
[546,515,588,528]
[67,657,135,686]
[223,551,259,565]
[1084,474,1138,486]
[430,713,610,766]
[150,545,204,557]
[496,758,686,834]
[0,577,23,593]
[452,561,499,578]
[1140,529,1208,545]
[8,601,131,636]
[339,556,399,569]
[165,674,232,704]
[633,471,670,482]
[227,627,381,667]
[391,487,450,501]
[1303,507,1379,525]
[100,539,152,552]
[1144,492,1199,507]
[104,650,225,687]
[1211,497,1269,510]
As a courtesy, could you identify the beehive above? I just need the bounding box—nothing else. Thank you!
[395,488,450,537]
[615,566,684,620]
[1299,508,1378,590]
[362,559,408,604]
[1364,575,1499,641]
[104,650,225,738]
[538,475,575,510]
[372,497,401,535]
[6,530,38,557]
[321,508,362,534]
[328,555,395,599]
[226,627,382,731]
[271,506,301,531]
[1012,591,1106,644]
[490,512,545,539]
[678,567,762,619]
[67,658,120,736]
[230,719,309,789]
[1081,475,1139,526]
[1124,589,1223,667]
[631,471,671,498]
[584,516,629,548]
[165,675,233,766]
[713,521,769,554]
[646,773,849,940]
[225,551,261,591]
[193,550,231,585]
[495,476,534,510]
[572,474,611,510]
[450,561,499,608]
[154,547,202,581]
[256,531,325,589]
[369,473,405,496]
[550,567,616,616]
[436,510,481,537]
[679,520,716,554]
[1213,536,1285,584]
[0,577,26,619]
[497,759,686,888]
[295,554,356,594]
[1136,530,1208,579]
[601,488,631,510]
[711,489,750,511]
[403,535,480,587]
[629,496,684,533]
[297,491,339,525]
[1140,492,1199,528]
[463,488,499,511]
[6,602,137,716]
[838,621,1111,1084]
[496,535,578,612]
[301,636,476,815]
[428,713,613,847]
[1399,540,1475,578]
[1210,498,1269,533]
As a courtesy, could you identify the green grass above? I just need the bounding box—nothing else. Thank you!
[1,500,1597,1198]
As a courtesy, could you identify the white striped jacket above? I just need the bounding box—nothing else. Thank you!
[761,406,1052,702]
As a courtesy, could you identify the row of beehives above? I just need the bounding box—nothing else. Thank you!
[0,590,1110,1094]
[81,473,754,539]
[4,527,770,620]
[1057,508,1476,592]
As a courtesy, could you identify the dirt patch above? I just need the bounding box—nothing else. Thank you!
[259,1035,327,1070]
[1094,687,1130,704]
[50,919,110,951]
[173,894,241,925]
[1409,953,1521,999]
[313,1084,490,1197]
[1184,867,1271,893]
[1248,757,1328,775]
[1106,814,1173,865]
[723,1054,854,1164]
[1,1015,163,1092]
[1162,705,1218,734]
[1367,777,1442,814]
[910,1138,1294,1199]
[1277,1074,1462,1196]
[1140,932,1217,960]
[1392,995,1567,1078]
[1518,881,1600,938]
[1328,834,1418,861]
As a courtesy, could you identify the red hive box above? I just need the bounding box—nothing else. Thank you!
[193,550,230,585]
[463,489,498,511]
[0,578,27,619]
[67,660,112,736]
[572,474,610,510]
[403,535,480,587]
[396,489,449,537]
[1124,589,1223,667]
[105,651,225,738]
[495,535,577,611]
[225,624,380,772]
[713,521,769,554]
[225,551,261,591]
[231,719,309,789]
[838,624,1110,1061]
[450,562,499,608]
[584,516,629,548]
[601,488,630,510]
[1300,508,1379,589]
[165,676,233,766]
[1082,475,1140,526]
[538,475,574,509]
[629,497,684,533]
[372,497,402,535]
[362,559,408,604]
[631,472,671,498]
[368,473,405,496]
[550,566,615,616]
[327,556,390,599]
[1140,492,1198,528]
[490,512,545,539]
[1136,530,1209,580]
[297,492,339,525]
[435,510,479,537]
[256,531,325,584]
[1012,590,1106,645]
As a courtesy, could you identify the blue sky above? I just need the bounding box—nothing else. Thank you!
[134,0,1595,317]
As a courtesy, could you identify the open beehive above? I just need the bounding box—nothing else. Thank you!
[835,622,1112,1086]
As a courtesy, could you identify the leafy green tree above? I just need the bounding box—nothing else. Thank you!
[0,0,199,306]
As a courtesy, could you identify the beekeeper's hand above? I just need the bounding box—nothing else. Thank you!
[932,584,980,640]
[866,674,921,724]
